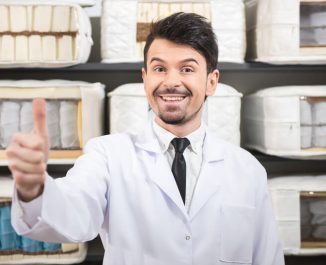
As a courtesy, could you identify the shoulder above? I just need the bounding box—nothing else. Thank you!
[84,133,135,154]
[208,132,266,177]
[208,133,268,196]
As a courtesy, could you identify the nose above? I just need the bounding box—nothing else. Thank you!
[162,70,182,88]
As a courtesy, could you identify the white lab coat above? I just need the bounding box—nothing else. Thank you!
[12,123,285,265]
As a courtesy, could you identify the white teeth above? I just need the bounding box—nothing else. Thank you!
[162,96,184,101]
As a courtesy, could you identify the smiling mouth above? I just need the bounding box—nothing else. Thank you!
[160,96,186,102]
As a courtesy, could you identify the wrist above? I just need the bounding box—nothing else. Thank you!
[17,184,44,202]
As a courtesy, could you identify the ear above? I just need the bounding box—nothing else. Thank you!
[206,69,219,97]
[141,67,146,82]
[142,67,148,93]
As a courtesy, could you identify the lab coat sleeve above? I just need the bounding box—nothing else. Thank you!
[252,165,285,265]
[14,190,43,228]
[11,137,110,243]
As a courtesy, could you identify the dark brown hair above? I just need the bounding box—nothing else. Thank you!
[143,12,218,73]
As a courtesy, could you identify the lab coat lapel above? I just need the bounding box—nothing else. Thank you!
[135,123,188,218]
[189,130,225,221]
[152,154,188,217]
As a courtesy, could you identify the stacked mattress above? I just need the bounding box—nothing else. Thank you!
[243,86,326,158]
[101,0,246,63]
[245,0,326,64]
[108,83,242,145]
[268,175,326,255]
[0,177,87,264]
[0,80,105,163]
[0,0,93,68]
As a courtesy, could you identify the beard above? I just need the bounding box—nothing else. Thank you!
[157,102,204,125]
[159,113,186,125]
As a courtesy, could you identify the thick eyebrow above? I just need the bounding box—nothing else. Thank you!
[149,57,165,64]
[180,58,199,65]
[149,57,199,65]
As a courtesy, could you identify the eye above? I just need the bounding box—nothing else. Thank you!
[153,66,166,73]
[181,67,194,73]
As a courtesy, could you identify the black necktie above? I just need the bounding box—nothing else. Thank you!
[171,137,190,204]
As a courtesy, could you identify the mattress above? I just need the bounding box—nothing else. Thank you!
[245,0,326,64]
[268,175,326,255]
[108,83,242,145]
[101,0,246,63]
[243,86,326,158]
[0,80,105,164]
[0,0,93,68]
[0,177,87,264]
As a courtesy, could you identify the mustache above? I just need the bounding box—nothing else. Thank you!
[153,87,192,96]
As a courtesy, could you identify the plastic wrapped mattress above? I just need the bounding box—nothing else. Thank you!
[245,0,326,64]
[0,177,87,264]
[0,0,93,68]
[0,80,105,164]
[268,175,326,255]
[243,86,326,158]
[108,83,242,145]
[101,0,246,63]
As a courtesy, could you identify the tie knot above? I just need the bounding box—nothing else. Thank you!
[171,138,190,154]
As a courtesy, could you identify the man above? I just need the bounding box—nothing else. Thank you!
[6,13,284,264]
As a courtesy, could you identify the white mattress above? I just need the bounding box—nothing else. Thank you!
[245,0,326,64]
[0,0,93,68]
[0,177,87,264]
[101,0,246,63]
[108,83,242,145]
[243,85,326,158]
[268,175,326,255]
[0,80,105,163]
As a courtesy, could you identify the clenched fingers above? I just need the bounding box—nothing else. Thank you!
[11,168,45,188]
[11,132,46,151]
[6,142,45,164]
[8,158,46,174]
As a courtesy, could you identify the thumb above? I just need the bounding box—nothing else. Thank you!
[32,98,48,137]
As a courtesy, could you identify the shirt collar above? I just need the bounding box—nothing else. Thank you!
[152,120,206,154]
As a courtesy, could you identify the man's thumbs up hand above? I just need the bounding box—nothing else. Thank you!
[6,99,49,202]
[32,99,48,140]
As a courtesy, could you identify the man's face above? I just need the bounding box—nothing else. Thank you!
[142,38,219,129]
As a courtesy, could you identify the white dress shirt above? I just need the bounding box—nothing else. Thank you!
[152,120,205,212]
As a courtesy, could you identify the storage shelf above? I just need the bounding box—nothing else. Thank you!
[0,61,326,174]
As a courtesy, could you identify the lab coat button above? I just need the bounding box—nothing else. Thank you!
[185,235,191,240]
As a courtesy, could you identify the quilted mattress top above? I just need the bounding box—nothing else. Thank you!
[249,86,326,97]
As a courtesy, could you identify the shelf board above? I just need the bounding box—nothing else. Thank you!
[249,150,326,162]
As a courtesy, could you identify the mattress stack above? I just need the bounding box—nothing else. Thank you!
[0,80,105,163]
[0,100,80,149]
[0,0,93,68]
[101,0,246,63]
[243,85,326,158]
[108,83,242,145]
[268,176,326,255]
[0,177,87,264]
[245,0,326,64]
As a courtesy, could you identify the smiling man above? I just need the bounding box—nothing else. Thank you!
[143,38,217,135]
[7,13,284,265]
